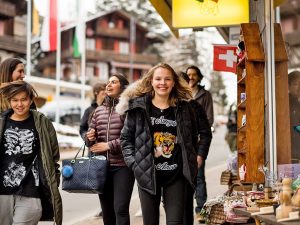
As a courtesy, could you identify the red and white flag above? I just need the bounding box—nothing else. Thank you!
[213,45,237,73]
[40,0,57,51]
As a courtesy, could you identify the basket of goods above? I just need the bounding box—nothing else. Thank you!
[224,183,250,223]
[220,170,232,185]
[201,196,226,224]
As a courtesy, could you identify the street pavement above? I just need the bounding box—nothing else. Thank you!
[72,163,228,225]
[39,125,230,225]
[70,125,229,225]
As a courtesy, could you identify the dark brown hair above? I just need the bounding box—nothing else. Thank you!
[0,81,38,102]
[186,65,203,80]
[93,82,106,100]
[0,58,24,83]
[110,72,129,92]
[288,70,300,85]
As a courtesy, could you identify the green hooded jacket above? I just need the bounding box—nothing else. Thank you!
[0,109,62,225]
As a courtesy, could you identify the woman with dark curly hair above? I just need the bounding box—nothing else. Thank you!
[86,73,134,225]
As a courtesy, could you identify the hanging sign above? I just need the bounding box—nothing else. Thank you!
[172,0,249,28]
[213,45,237,73]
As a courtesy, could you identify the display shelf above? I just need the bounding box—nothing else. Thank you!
[237,55,246,67]
[238,100,246,109]
[238,125,246,133]
[236,23,265,183]
[238,148,247,154]
[238,76,246,85]
[274,23,291,164]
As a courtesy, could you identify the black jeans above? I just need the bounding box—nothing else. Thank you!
[195,160,207,213]
[183,182,195,225]
[138,176,186,225]
[99,166,135,225]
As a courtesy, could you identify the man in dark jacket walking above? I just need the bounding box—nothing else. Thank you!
[186,65,214,223]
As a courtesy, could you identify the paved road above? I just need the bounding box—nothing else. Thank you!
[39,125,230,225]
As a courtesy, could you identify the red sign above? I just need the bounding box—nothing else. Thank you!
[213,45,237,73]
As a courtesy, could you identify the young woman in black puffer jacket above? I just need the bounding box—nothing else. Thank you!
[117,63,205,225]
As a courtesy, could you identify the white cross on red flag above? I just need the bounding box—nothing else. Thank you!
[213,45,237,73]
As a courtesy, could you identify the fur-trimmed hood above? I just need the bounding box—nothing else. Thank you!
[115,80,144,115]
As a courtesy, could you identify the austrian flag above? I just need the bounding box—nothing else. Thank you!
[213,45,237,73]
[40,0,57,52]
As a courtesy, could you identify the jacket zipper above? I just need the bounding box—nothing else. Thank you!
[106,100,115,158]
[144,107,157,194]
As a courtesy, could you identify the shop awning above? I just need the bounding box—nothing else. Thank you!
[149,0,286,40]
[149,0,179,38]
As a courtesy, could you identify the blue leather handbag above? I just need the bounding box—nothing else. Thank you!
[62,145,108,194]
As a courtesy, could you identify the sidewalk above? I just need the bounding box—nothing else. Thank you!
[71,163,228,225]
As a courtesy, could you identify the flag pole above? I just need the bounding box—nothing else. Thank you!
[80,16,86,117]
[129,17,136,82]
[55,0,61,124]
[26,0,32,77]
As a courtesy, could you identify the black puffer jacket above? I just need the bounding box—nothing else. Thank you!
[120,94,198,195]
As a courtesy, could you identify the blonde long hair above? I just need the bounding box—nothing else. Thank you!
[134,63,192,106]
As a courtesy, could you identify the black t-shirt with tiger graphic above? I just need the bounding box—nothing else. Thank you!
[149,103,182,186]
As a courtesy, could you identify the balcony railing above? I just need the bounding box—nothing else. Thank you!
[0,2,16,17]
[86,49,159,64]
[95,27,129,39]
[0,35,26,53]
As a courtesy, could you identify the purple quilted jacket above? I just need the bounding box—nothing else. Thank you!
[88,98,126,166]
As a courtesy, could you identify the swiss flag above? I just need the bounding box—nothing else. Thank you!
[213,45,237,73]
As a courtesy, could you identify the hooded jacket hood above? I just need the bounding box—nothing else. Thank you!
[115,80,144,115]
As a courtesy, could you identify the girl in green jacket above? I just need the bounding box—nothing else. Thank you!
[0,81,62,225]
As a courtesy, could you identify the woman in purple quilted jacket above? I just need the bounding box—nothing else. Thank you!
[86,73,134,225]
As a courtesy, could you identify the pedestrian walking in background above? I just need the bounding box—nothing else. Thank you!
[0,58,25,112]
[186,65,214,223]
[225,103,237,153]
[80,82,106,140]
[118,63,199,225]
[86,73,135,225]
[0,81,62,225]
[179,71,212,225]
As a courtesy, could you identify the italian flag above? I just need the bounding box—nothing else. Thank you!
[40,0,57,51]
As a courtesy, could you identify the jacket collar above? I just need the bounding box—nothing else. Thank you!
[194,85,206,99]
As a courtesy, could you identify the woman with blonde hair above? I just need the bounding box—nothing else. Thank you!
[118,63,199,225]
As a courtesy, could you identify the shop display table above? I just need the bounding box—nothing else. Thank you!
[234,208,300,225]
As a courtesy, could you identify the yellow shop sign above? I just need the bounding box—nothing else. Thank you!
[173,0,249,28]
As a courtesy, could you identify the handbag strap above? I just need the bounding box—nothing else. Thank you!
[72,144,109,162]
[73,144,86,161]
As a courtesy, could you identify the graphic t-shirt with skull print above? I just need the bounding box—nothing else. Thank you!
[0,113,40,197]
[149,103,182,186]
